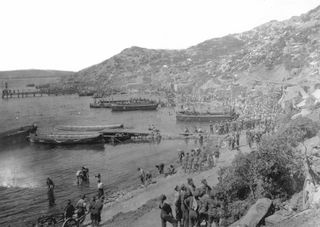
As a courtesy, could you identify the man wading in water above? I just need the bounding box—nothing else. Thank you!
[46,177,55,206]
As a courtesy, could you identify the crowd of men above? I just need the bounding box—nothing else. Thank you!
[158,114,279,227]
[208,115,276,150]
[159,178,226,227]
[63,194,104,227]
[43,104,278,226]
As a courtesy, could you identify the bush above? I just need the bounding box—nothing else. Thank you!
[214,117,319,223]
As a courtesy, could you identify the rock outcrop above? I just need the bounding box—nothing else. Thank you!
[230,198,272,227]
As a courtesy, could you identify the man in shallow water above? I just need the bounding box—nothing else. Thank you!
[46,177,55,206]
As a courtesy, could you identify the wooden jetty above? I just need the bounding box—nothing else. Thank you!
[1,89,66,99]
[101,128,161,144]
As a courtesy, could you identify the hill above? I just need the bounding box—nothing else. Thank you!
[65,5,320,93]
[0,69,74,79]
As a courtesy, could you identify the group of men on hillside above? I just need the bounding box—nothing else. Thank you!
[179,146,219,174]
[159,178,226,227]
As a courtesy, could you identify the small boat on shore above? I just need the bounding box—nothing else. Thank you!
[55,124,124,131]
[29,133,104,145]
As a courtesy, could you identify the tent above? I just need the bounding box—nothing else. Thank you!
[312,89,320,101]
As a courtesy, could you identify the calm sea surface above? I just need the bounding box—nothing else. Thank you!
[0,95,210,226]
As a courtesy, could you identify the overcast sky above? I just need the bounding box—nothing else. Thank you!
[0,0,319,72]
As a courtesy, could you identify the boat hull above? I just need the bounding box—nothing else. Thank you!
[55,124,124,131]
[29,134,104,145]
[111,104,158,111]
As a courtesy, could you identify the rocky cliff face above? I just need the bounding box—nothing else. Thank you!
[68,5,320,91]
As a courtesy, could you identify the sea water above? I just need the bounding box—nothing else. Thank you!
[0,95,209,225]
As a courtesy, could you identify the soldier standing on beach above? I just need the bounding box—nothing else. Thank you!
[178,149,185,164]
[159,194,178,227]
[173,185,183,227]
[188,153,195,174]
[213,145,220,167]
[183,153,189,173]
[97,180,104,198]
[96,196,104,224]
[180,185,189,227]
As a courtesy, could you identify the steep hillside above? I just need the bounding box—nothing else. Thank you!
[67,5,320,92]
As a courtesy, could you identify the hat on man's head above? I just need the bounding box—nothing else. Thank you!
[201,179,208,184]
[159,194,166,201]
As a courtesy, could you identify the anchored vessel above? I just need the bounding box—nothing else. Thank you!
[111,100,159,111]
[89,99,129,108]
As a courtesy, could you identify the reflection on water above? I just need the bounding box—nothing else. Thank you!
[0,95,211,226]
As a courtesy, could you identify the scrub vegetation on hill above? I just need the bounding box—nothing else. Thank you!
[213,117,319,225]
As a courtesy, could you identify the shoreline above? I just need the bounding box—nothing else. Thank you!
[95,136,251,227]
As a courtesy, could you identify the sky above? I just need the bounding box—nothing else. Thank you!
[0,0,319,72]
